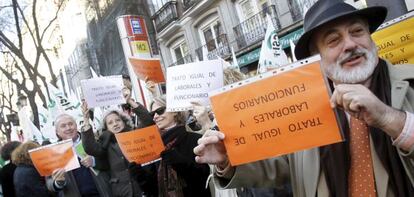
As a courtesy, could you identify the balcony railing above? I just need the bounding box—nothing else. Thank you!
[152,1,178,33]
[195,34,231,61]
[169,54,193,67]
[233,5,281,50]
[183,0,202,11]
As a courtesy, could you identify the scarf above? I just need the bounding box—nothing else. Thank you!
[320,59,414,196]
[157,126,187,197]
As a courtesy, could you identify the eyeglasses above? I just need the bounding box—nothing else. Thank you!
[150,106,166,117]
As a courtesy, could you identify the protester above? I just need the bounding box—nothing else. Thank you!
[192,67,292,197]
[194,0,414,196]
[129,95,211,197]
[0,141,21,197]
[46,113,110,197]
[12,141,53,197]
[80,97,154,197]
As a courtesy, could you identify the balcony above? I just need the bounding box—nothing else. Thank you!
[195,34,231,61]
[233,5,281,50]
[169,54,193,67]
[152,1,178,33]
[183,0,202,11]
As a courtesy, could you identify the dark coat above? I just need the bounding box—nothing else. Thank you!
[132,125,211,197]
[45,165,112,197]
[0,162,17,197]
[82,105,154,197]
[13,164,53,197]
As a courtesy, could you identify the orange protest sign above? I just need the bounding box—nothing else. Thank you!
[210,61,343,166]
[115,125,165,164]
[29,140,80,176]
[128,57,165,83]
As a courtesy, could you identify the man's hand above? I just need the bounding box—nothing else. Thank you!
[52,168,66,182]
[80,155,94,168]
[330,84,405,138]
[194,129,228,168]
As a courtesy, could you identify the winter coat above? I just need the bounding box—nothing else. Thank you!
[14,164,53,197]
[131,125,211,197]
[82,104,154,197]
[0,162,17,197]
[214,62,414,197]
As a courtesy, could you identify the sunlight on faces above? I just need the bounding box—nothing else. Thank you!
[313,18,379,84]
[151,102,176,130]
[323,42,377,84]
[105,113,125,134]
[55,115,78,141]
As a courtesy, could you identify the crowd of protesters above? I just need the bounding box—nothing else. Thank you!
[0,1,413,197]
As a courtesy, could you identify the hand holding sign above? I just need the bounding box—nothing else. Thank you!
[52,168,66,182]
[331,84,404,139]
[80,155,94,168]
[81,100,90,123]
[145,77,157,96]
[194,129,227,167]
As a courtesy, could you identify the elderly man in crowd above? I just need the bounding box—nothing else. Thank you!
[194,0,414,196]
[46,114,110,197]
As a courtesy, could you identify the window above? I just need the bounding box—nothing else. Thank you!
[199,19,224,54]
[170,40,189,65]
[236,0,269,21]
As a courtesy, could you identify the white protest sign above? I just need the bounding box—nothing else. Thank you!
[166,59,224,112]
[81,75,126,108]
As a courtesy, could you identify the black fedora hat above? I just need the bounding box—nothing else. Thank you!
[294,0,387,60]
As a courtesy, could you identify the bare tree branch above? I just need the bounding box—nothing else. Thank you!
[40,0,64,41]
[16,1,38,48]
[11,0,23,50]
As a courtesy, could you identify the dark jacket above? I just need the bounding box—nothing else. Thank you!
[0,162,17,197]
[45,164,111,197]
[132,125,211,197]
[82,105,154,197]
[14,164,53,197]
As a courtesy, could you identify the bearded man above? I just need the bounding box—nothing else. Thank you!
[193,0,414,196]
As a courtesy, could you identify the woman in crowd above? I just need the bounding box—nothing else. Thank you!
[12,141,53,197]
[80,94,154,197]
[0,141,21,197]
[130,95,211,197]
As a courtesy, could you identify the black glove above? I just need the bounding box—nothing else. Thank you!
[160,149,189,165]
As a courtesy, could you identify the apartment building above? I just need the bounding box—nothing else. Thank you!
[150,0,411,77]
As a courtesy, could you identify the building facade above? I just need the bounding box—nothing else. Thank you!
[84,0,157,76]
[61,0,157,97]
[151,0,412,77]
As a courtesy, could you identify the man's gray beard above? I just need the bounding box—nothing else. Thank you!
[322,44,378,84]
